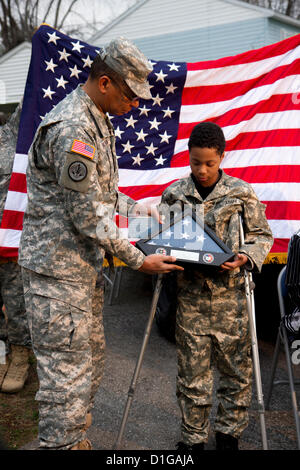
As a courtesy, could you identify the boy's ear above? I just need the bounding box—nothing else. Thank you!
[220,151,225,162]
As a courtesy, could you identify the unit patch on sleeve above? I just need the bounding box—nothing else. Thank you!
[68,161,87,182]
[71,139,95,159]
[59,153,95,193]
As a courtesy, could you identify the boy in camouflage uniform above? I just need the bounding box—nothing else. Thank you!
[0,102,32,394]
[18,37,182,450]
[159,122,273,451]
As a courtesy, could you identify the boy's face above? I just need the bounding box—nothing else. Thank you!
[189,146,225,187]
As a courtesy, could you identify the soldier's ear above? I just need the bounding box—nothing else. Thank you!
[97,75,112,94]
[220,151,225,163]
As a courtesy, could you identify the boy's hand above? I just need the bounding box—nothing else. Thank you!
[138,254,184,274]
[219,253,248,272]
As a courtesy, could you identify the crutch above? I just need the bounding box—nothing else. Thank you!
[113,273,164,450]
[239,216,268,450]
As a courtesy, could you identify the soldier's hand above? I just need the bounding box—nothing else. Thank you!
[138,254,184,274]
[220,253,248,272]
[131,202,163,224]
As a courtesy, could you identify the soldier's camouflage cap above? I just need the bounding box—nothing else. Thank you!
[100,37,153,100]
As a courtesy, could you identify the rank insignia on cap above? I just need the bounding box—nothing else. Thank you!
[71,139,95,159]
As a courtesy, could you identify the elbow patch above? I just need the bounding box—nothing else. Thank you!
[59,152,96,192]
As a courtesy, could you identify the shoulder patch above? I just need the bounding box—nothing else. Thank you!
[71,139,95,160]
[59,153,95,193]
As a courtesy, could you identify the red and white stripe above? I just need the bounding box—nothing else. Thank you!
[1,34,300,257]
[119,34,300,254]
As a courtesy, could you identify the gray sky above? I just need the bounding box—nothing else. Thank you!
[45,0,138,40]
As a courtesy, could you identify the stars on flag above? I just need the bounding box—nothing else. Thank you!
[69,64,82,78]
[47,31,60,45]
[82,55,93,68]
[71,41,85,53]
[145,142,158,156]
[39,26,185,172]
[139,105,151,116]
[45,58,58,73]
[155,155,167,166]
[39,28,98,111]
[167,63,180,72]
[114,126,124,139]
[42,86,55,100]
[132,153,144,166]
[150,117,163,131]
[154,69,168,82]
[125,115,138,128]
[110,59,184,171]
[152,93,164,106]
[166,83,177,94]
[135,128,148,142]
[150,216,210,251]
[58,48,71,62]
[162,107,175,118]
[55,75,68,89]
[159,130,172,144]
[197,234,206,243]
[122,140,134,154]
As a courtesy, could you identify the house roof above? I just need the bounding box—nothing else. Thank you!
[0,41,31,65]
[89,0,300,44]
[0,41,32,104]
[226,0,300,27]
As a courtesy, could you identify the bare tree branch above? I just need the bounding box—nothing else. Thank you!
[41,0,55,24]
[53,0,62,28]
[241,0,299,17]
[0,0,140,55]
[57,0,79,30]
[0,0,82,54]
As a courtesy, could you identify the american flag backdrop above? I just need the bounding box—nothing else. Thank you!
[0,24,299,261]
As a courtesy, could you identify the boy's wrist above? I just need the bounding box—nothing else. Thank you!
[239,252,254,271]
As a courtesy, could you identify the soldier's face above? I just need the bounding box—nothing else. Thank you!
[104,78,140,116]
[189,147,225,187]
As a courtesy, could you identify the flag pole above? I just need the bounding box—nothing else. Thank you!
[113,273,164,450]
[239,216,268,450]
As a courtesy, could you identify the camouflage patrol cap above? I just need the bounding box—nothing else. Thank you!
[100,37,153,100]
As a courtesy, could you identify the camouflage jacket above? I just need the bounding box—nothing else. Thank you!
[0,102,22,226]
[160,171,273,275]
[18,85,145,283]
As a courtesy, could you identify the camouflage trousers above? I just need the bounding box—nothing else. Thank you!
[0,261,31,348]
[22,267,105,449]
[175,273,252,444]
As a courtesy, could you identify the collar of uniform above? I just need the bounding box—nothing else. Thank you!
[187,170,232,202]
[77,85,113,139]
[180,171,224,200]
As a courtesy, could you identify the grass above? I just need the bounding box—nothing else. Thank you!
[0,351,39,450]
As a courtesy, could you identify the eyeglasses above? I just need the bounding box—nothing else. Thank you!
[110,77,139,104]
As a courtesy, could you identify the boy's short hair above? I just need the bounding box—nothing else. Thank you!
[188,122,226,156]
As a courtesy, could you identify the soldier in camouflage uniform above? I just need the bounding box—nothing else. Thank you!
[0,102,32,394]
[159,122,273,451]
[18,37,182,450]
